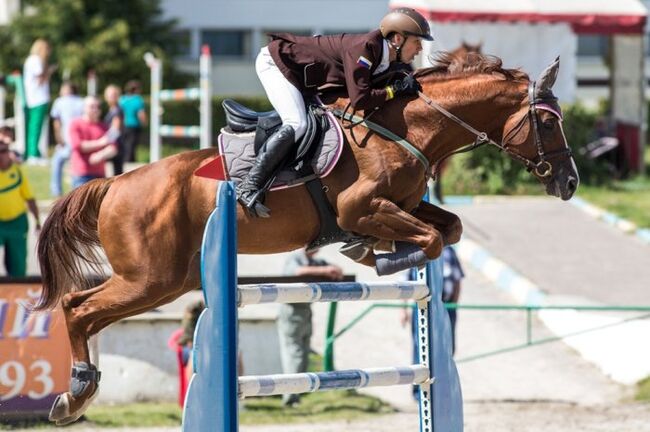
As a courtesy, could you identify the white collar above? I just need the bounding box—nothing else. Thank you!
[373,39,391,75]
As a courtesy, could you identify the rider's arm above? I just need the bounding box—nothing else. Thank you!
[343,43,389,111]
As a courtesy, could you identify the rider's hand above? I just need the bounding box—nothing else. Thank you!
[390,74,422,97]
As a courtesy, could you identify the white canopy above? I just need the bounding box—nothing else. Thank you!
[391,0,647,34]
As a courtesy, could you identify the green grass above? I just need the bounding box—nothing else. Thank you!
[85,402,182,427]
[0,392,393,429]
[576,176,650,229]
[21,165,62,201]
[636,376,650,401]
[239,389,394,425]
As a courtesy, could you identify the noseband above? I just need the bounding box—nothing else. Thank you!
[419,81,573,181]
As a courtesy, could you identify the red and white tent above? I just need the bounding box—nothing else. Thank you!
[392,0,647,34]
[391,0,648,171]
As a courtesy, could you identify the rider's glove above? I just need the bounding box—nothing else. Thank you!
[386,75,422,100]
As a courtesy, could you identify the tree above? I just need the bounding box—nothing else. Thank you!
[0,0,189,93]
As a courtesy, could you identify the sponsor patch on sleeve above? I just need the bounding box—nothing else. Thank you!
[356,56,372,69]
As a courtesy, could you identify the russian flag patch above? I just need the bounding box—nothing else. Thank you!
[357,56,372,69]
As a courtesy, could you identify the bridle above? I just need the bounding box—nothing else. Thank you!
[419,81,573,181]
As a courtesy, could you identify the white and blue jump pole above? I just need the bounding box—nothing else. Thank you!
[144,45,213,163]
[182,182,463,431]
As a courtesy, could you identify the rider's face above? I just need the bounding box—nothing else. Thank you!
[400,36,423,63]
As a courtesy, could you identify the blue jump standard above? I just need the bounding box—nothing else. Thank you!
[182,182,463,432]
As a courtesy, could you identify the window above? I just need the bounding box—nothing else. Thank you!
[201,30,250,59]
[577,35,610,57]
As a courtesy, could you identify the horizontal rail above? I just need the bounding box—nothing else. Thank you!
[159,125,201,138]
[159,88,200,101]
[323,302,650,369]
[238,365,430,398]
[447,303,650,312]
[237,281,429,306]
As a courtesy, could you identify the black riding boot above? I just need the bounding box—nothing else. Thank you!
[237,124,295,217]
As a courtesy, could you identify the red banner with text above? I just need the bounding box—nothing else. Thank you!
[0,282,71,419]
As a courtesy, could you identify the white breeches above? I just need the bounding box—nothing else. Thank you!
[255,47,307,139]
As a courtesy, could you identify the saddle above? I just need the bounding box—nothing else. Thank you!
[222,99,326,171]
[218,99,354,249]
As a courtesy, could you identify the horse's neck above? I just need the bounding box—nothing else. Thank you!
[409,76,526,164]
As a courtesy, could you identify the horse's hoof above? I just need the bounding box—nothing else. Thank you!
[49,393,71,423]
[49,385,99,425]
[339,239,372,262]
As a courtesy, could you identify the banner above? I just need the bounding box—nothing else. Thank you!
[0,281,71,420]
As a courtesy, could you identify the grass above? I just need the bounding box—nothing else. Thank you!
[637,376,650,401]
[0,391,393,429]
[576,176,650,228]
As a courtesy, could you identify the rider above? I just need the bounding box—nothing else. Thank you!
[237,7,433,217]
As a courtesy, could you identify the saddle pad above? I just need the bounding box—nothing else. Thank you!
[218,111,343,191]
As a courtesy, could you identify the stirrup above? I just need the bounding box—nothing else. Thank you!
[238,189,271,218]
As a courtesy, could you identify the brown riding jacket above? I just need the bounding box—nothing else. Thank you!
[267,30,396,111]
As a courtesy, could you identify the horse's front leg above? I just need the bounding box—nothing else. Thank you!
[338,196,444,274]
[412,200,463,246]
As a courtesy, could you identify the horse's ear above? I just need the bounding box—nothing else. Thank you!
[536,56,560,95]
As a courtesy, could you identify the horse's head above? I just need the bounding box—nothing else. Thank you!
[450,41,483,60]
[501,57,579,200]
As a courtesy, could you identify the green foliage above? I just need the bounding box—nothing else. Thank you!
[0,0,189,93]
[637,376,650,401]
[562,103,612,184]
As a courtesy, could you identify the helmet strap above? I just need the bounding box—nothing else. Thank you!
[389,35,408,63]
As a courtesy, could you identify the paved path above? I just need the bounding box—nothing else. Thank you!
[451,196,650,306]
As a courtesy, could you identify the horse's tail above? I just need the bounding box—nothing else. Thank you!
[35,177,116,311]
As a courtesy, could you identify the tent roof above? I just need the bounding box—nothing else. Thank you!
[390,0,648,34]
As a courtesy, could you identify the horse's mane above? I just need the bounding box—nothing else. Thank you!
[414,52,529,82]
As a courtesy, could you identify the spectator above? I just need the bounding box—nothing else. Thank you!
[49,81,84,197]
[281,247,343,406]
[0,126,41,277]
[23,38,56,164]
[119,80,147,163]
[103,85,125,175]
[169,298,244,406]
[69,96,117,188]
[177,299,205,383]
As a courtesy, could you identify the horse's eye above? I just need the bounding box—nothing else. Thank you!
[543,120,555,130]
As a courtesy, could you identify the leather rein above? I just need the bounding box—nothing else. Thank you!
[419,81,572,181]
[332,80,572,182]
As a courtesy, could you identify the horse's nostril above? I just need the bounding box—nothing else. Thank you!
[567,178,577,193]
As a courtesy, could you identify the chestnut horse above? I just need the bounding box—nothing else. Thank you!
[37,53,578,424]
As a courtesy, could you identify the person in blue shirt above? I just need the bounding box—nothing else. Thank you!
[118,80,147,163]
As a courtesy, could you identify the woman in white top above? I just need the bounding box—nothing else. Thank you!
[23,39,56,162]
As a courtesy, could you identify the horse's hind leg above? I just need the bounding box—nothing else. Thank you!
[50,265,199,426]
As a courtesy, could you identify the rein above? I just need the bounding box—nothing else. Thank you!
[331,107,430,173]
[331,80,572,182]
[418,81,572,180]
